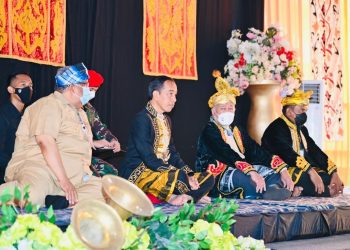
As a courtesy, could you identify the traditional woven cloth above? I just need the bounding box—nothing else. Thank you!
[55,63,89,89]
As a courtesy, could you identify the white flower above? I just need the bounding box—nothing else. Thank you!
[239,41,261,63]
[17,239,33,250]
[231,29,242,38]
[279,53,287,62]
[224,26,301,94]
[227,38,241,56]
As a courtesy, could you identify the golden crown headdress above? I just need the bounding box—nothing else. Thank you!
[208,70,240,108]
[281,89,313,106]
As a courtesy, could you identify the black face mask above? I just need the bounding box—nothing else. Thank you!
[295,113,307,126]
[15,86,33,105]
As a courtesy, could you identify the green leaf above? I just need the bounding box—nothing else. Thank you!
[14,186,22,201]
[25,202,33,213]
[23,185,30,201]
[199,240,210,249]
[47,206,54,218]
[207,213,215,223]
[1,194,13,204]
[33,204,40,213]
[160,215,168,223]
[48,214,56,224]
[226,218,236,226]
[39,212,46,222]
[221,223,230,232]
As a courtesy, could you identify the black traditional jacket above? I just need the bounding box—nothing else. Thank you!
[120,102,192,182]
[261,115,337,175]
[195,120,287,176]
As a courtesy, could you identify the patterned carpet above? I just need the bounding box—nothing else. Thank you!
[49,193,350,227]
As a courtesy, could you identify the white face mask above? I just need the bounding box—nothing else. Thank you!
[217,112,235,126]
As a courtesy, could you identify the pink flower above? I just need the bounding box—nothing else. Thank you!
[246,32,256,39]
[240,80,250,89]
[274,74,282,81]
[224,26,301,94]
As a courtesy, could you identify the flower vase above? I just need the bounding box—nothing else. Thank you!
[246,80,282,144]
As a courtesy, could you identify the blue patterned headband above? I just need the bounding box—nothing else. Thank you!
[55,63,89,89]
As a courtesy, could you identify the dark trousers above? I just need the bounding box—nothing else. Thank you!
[296,171,331,197]
[218,166,283,199]
[173,170,215,202]
[231,170,283,199]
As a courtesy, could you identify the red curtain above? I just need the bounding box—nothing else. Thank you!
[0,0,65,66]
[143,0,198,80]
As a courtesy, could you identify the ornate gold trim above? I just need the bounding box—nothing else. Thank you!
[281,115,300,153]
[233,126,245,154]
[128,163,146,183]
[176,180,190,194]
[327,159,337,174]
[146,101,158,117]
[296,156,310,171]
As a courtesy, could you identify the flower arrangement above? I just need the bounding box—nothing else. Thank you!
[0,215,86,250]
[1,187,268,249]
[129,198,269,250]
[0,186,86,250]
[224,26,302,96]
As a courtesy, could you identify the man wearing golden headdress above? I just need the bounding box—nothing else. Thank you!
[195,71,293,200]
[262,89,344,197]
[120,76,214,206]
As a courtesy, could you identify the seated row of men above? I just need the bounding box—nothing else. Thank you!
[0,63,344,208]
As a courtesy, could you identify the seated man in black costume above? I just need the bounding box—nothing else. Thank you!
[120,76,214,205]
[262,89,343,197]
[195,71,294,200]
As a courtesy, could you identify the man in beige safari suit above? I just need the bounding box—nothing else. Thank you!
[0,63,105,207]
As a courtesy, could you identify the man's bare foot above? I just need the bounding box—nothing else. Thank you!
[197,195,211,204]
[168,194,193,206]
[292,186,303,197]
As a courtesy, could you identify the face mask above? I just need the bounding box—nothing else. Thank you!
[295,113,307,126]
[217,112,235,126]
[15,86,32,105]
[80,87,95,106]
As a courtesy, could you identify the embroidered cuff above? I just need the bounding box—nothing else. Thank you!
[181,165,194,175]
[207,160,227,177]
[270,155,288,173]
[156,165,176,172]
[296,156,311,172]
[235,161,255,174]
[327,159,337,175]
[176,180,190,194]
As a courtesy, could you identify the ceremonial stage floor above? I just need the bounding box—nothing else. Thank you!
[52,190,350,244]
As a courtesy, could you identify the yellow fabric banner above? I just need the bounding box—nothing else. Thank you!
[143,0,198,80]
[0,0,65,66]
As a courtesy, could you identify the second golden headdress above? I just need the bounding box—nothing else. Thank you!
[208,70,240,108]
[281,89,313,106]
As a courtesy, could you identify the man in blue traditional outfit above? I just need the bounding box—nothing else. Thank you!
[195,70,294,200]
[120,76,214,206]
[262,89,343,197]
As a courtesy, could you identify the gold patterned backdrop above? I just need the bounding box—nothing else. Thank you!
[143,0,198,80]
[0,0,65,66]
